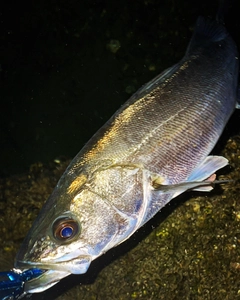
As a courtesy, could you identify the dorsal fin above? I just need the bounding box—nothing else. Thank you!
[185,16,228,56]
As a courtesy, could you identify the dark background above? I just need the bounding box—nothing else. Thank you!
[1,0,240,177]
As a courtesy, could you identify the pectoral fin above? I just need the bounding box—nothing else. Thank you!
[187,156,228,182]
[153,178,229,194]
[152,155,229,197]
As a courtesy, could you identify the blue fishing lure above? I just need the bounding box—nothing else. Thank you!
[0,269,43,300]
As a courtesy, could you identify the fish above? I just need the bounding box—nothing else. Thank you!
[14,14,239,293]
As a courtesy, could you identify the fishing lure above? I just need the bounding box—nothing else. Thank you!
[0,268,44,300]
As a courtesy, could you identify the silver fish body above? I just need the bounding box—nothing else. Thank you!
[15,17,239,292]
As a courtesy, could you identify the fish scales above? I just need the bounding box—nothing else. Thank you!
[14,16,239,293]
[77,53,236,179]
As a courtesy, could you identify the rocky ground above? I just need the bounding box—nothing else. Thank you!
[0,134,240,300]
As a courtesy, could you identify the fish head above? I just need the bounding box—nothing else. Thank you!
[15,162,144,292]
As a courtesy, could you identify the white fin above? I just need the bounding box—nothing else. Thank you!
[187,156,228,182]
[153,179,229,194]
[153,155,228,198]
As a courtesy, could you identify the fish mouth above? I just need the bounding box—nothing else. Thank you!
[15,256,92,293]
[24,269,70,293]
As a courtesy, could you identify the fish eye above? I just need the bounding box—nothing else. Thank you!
[52,216,80,243]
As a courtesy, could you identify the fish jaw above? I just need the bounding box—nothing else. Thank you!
[15,243,93,293]
[16,255,92,293]
[16,253,92,275]
[24,270,70,293]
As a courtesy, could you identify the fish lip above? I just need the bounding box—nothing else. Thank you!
[15,255,92,274]
[15,256,92,293]
[24,269,70,293]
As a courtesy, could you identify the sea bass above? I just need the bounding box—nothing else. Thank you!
[15,16,239,293]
